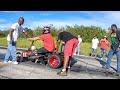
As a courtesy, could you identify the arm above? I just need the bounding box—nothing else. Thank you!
[28,37,40,41]
[9,28,14,44]
[23,31,31,38]
[55,39,61,52]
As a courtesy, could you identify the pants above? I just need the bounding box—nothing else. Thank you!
[38,47,49,54]
[4,41,17,62]
[91,48,97,53]
[106,48,120,72]
[64,38,79,56]
[101,48,107,58]
[75,45,80,55]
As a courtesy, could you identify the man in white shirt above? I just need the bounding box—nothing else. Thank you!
[4,17,29,64]
[91,35,99,56]
[74,35,82,55]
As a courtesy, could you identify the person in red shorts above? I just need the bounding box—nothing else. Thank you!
[28,26,55,54]
[100,36,109,60]
[55,30,79,76]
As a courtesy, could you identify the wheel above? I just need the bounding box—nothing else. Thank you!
[16,52,23,62]
[47,54,63,69]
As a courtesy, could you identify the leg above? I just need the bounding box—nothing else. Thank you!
[4,41,11,62]
[11,41,17,62]
[77,45,80,55]
[60,43,64,53]
[116,50,120,72]
[101,48,104,58]
[105,48,114,69]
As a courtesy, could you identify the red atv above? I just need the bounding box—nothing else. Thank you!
[16,41,64,69]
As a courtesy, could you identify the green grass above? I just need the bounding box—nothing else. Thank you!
[0,37,117,60]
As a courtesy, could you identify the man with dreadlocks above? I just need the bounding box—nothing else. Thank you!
[103,24,120,75]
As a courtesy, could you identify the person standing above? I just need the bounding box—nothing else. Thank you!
[74,35,82,55]
[4,17,29,64]
[103,24,120,75]
[100,36,109,60]
[91,35,99,57]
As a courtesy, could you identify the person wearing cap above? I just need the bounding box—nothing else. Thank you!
[4,17,29,64]
[103,24,120,75]
[54,30,79,76]
[28,26,55,56]
[100,36,109,60]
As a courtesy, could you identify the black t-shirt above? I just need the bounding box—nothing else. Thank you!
[110,30,120,50]
[57,31,77,43]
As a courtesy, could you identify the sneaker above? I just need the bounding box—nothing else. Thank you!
[12,61,18,65]
[57,70,67,76]
[100,58,103,60]
[4,61,8,63]
[102,65,109,69]
[8,60,12,63]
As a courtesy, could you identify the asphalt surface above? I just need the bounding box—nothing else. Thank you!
[0,46,120,79]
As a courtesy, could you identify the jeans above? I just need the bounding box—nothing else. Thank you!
[91,48,97,53]
[101,48,107,58]
[4,41,17,62]
[75,45,80,55]
[38,47,49,53]
[106,48,120,72]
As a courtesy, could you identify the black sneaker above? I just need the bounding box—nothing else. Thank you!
[57,70,67,76]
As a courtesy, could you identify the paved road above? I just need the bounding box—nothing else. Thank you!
[0,47,119,79]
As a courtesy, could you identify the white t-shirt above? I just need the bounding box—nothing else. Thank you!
[78,37,82,45]
[92,38,99,49]
[7,23,25,42]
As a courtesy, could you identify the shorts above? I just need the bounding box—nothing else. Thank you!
[64,38,79,56]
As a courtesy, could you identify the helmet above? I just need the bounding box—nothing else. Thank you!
[43,26,50,30]
[43,26,51,34]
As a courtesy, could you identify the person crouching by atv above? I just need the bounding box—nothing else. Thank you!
[54,30,79,76]
[28,26,55,62]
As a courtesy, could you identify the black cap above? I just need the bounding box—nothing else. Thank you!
[111,24,117,29]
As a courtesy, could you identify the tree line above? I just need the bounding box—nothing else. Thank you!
[0,25,117,43]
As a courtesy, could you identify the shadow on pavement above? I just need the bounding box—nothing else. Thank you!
[96,58,117,72]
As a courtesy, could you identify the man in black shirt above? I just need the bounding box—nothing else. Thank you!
[55,30,79,76]
[103,24,120,74]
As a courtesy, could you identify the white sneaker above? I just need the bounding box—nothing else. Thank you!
[4,61,8,63]
[12,61,18,65]
[8,60,12,63]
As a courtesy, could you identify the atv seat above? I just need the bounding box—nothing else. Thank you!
[37,51,52,55]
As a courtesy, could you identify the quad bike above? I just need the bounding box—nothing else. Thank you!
[16,41,64,69]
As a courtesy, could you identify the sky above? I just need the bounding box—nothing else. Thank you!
[0,11,120,30]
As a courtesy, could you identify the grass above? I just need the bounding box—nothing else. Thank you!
[0,37,117,60]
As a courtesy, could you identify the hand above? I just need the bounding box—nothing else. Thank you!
[116,47,120,51]
[28,38,33,41]
[54,50,58,54]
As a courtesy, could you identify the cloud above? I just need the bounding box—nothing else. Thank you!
[39,13,51,16]
[1,11,120,30]
[0,11,24,13]
[0,23,12,30]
